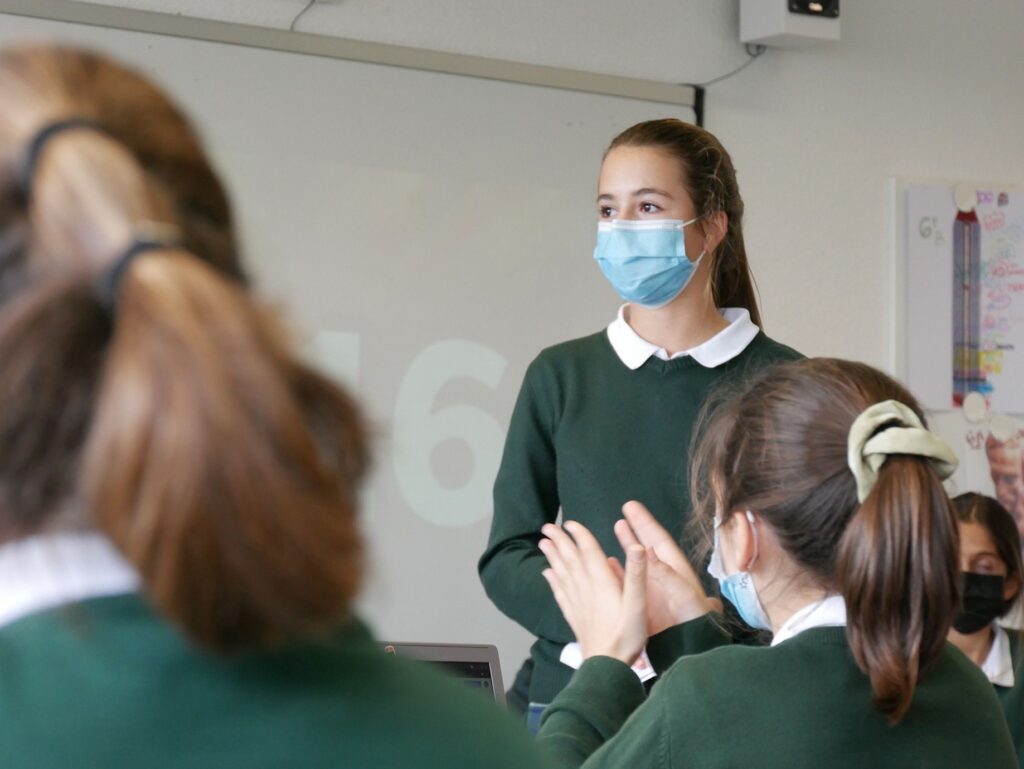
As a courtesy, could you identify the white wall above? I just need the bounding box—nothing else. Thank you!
[33,0,1024,677]
[69,0,1024,369]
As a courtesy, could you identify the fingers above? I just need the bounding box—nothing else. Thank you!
[540,568,575,627]
[540,523,584,583]
[562,521,622,591]
[540,525,651,665]
[620,544,649,653]
[645,546,715,629]
[539,528,581,609]
[607,556,625,586]
[622,501,674,548]
[623,501,700,580]
[614,517,641,553]
[622,545,647,606]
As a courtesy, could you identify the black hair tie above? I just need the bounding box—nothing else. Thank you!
[95,227,183,315]
[19,118,109,202]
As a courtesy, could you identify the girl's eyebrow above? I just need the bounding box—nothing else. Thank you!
[969,550,1002,561]
[634,187,673,198]
[597,187,674,203]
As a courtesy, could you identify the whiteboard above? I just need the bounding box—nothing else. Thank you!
[0,11,695,677]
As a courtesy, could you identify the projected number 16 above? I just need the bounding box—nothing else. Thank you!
[308,333,507,528]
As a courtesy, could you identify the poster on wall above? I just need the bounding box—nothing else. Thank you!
[904,182,1024,413]
[900,181,1024,535]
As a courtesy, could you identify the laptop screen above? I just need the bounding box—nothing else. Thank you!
[383,642,505,705]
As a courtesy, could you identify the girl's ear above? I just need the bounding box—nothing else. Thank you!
[721,510,758,573]
[1004,573,1020,604]
[702,210,729,255]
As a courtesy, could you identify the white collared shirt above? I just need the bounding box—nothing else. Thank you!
[0,532,139,630]
[981,624,1016,687]
[771,595,848,647]
[606,305,759,370]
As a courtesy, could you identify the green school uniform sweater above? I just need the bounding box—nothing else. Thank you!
[479,329,801,703]
[537,615,1018,769]
[0,594,551,769]
[996,629,1024,767]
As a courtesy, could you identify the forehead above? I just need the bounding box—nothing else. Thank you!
[989,449,1022,472]
[598,145,685,193]
[959,520,1001,559]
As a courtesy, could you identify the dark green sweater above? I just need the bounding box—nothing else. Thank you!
[538,616,1017,769]
[479,329,801,703]
[0,594,551,769]
[996,629,1024,767]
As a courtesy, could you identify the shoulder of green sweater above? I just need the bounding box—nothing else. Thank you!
[1004,627,1024,665]
[0,594,377,649]
[0,604,548,767]
[517,331,616,408]
[0,592,155,642]
[741,332,804,364]
[654,626,847,691]
[531,330,612,371]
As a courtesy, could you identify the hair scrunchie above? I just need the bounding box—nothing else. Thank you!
[847,399,959,503]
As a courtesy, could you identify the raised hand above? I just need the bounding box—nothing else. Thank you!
[615,500,720,634]
[539,520,648,665]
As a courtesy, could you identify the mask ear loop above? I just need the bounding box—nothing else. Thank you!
[711,510,761,575]
[743,510,760,570]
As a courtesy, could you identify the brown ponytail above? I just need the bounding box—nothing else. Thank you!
[836,457,958,722]
[0,47,369,651]
[691,358,959,723]
[82,253,367,649]
[606,119,761,326]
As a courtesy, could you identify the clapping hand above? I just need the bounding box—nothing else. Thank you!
[539,521,648,665]
[613,501,720,635]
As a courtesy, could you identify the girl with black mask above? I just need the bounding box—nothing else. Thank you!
[948,493,1024,766]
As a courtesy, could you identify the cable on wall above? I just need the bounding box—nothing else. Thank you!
[698,43,767,87]
[289,0,317,32]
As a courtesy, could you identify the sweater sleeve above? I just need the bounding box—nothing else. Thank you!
[536,656,647,767]
[478,356,573,643]
[646,614,732,674]
[537,656,671,769]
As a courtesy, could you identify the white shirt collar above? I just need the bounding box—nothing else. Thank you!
[0,532,139,630]
[771,595,848,647]
[606,305,759,371]
[981,624,1016,687]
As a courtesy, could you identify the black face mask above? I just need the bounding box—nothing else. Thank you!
[953,572,1009,635]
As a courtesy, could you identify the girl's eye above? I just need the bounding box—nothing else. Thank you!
[640,202,661,214]
[975,556,1002,575]
[599,206,614,218]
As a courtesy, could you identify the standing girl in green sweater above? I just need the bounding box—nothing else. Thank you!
[947,493,1024,766]
[536,358,1017,769]
[479,118,799,726]
[0,45,549,769]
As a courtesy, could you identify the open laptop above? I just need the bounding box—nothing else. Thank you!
[382,642,505,705]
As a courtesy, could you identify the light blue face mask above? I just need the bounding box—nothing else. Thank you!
[707,511,772,631]
[593,218,703,308]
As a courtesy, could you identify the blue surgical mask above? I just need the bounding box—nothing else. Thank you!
[707,511,772,631]
[593,218,704,308]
